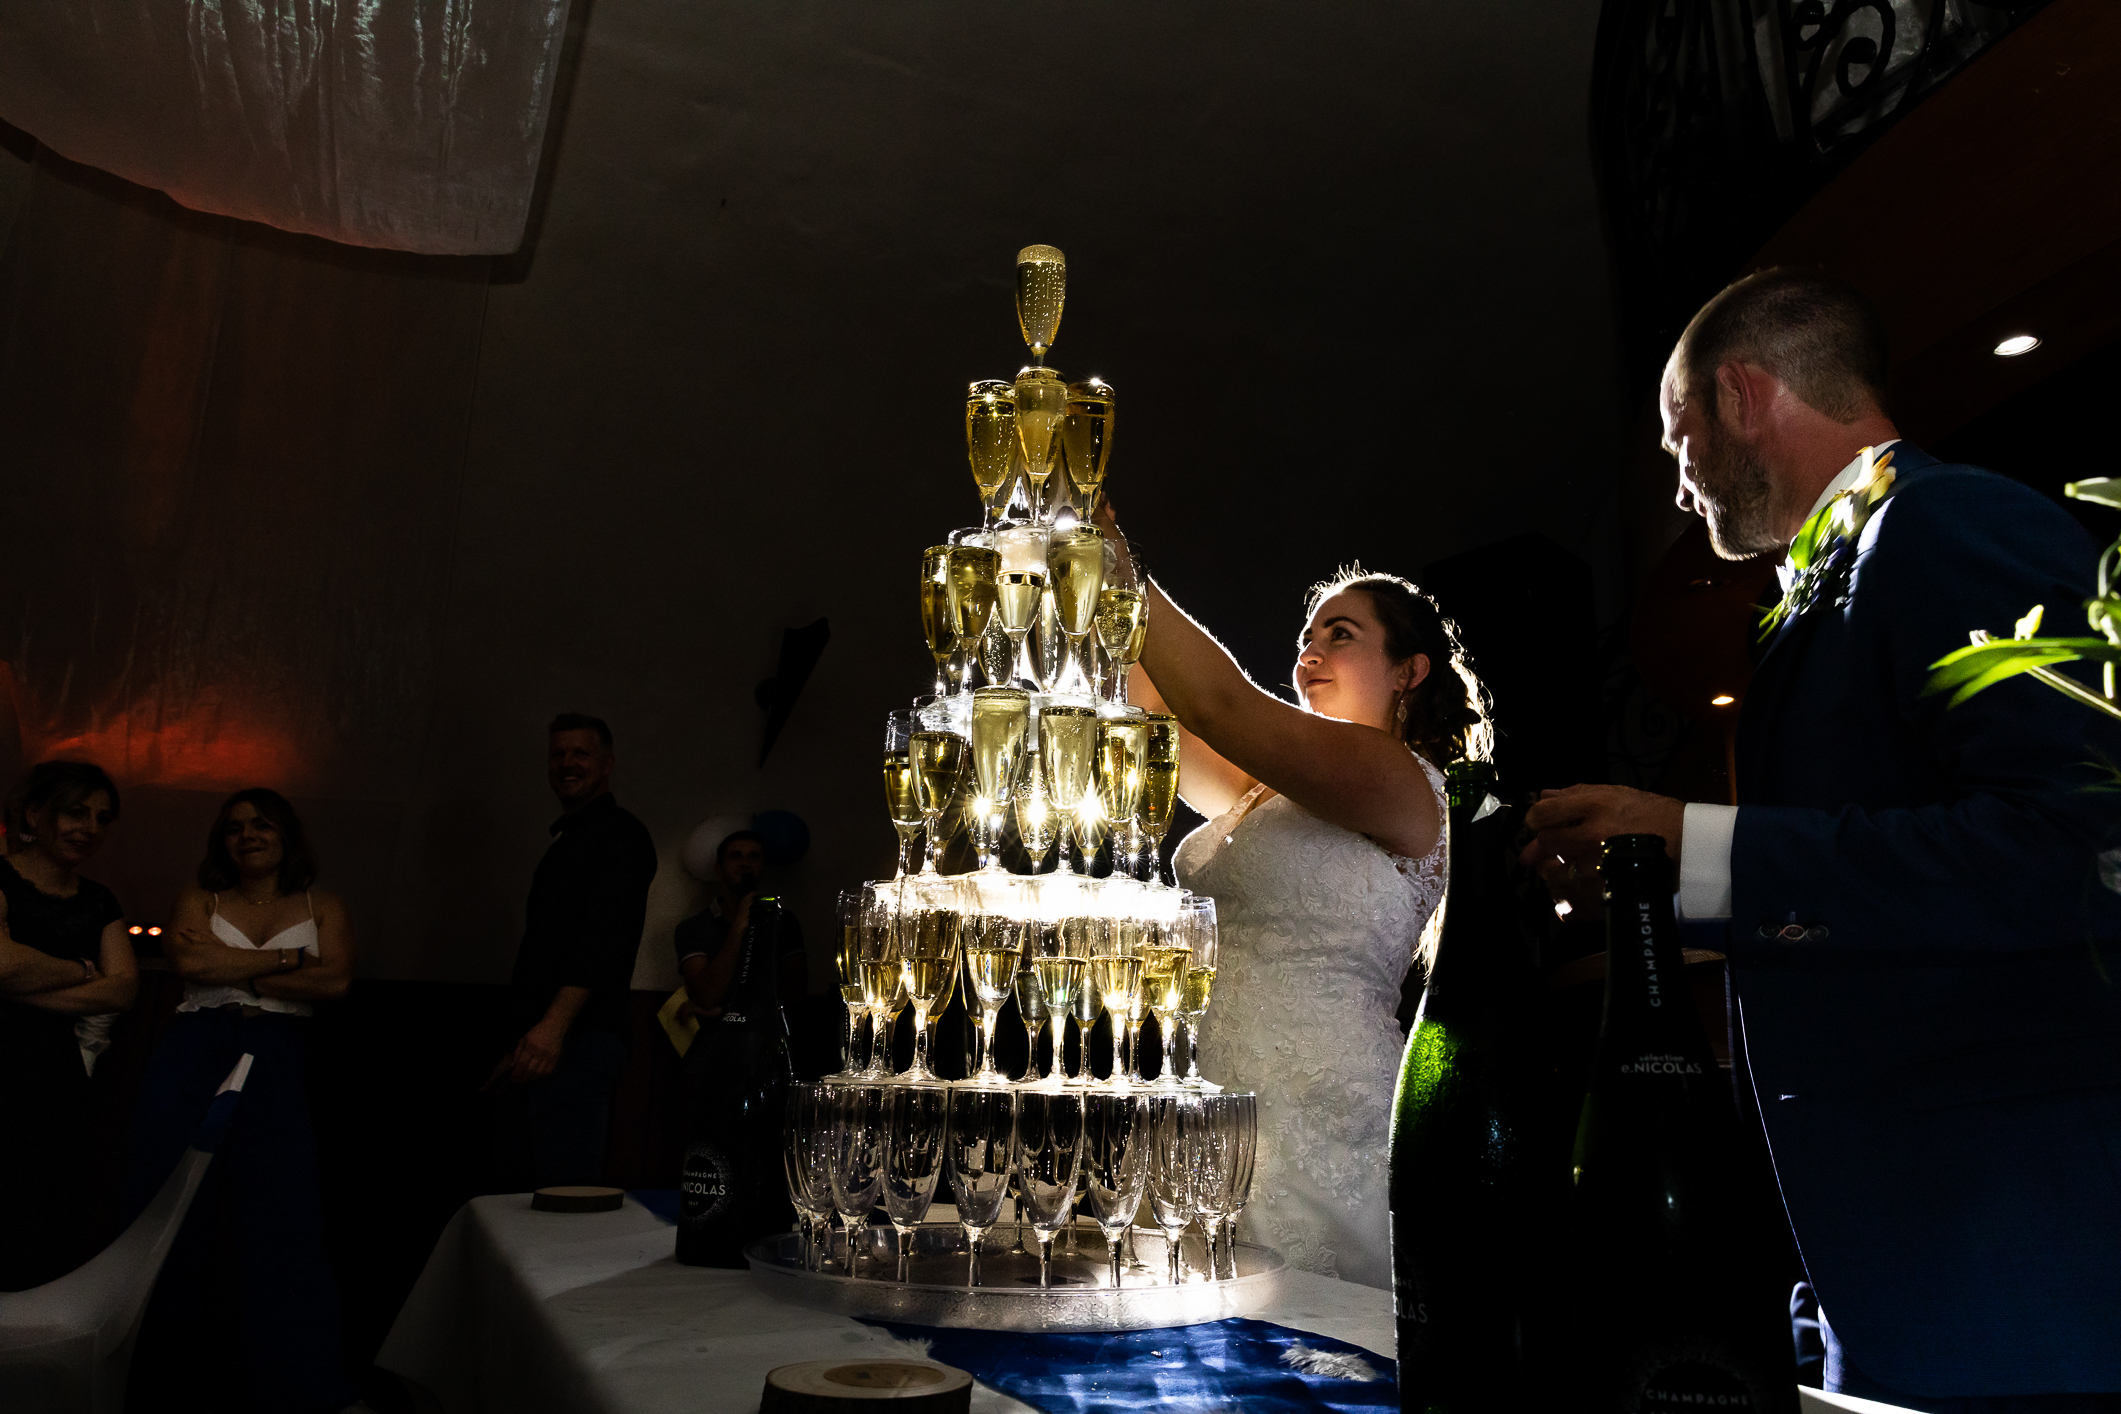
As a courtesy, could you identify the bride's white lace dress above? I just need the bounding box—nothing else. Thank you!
[1172,752,1448,1290]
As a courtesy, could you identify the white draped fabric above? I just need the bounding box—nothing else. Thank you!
[0,0,572,254]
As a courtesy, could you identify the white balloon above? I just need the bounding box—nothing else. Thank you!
[682,814,752,881]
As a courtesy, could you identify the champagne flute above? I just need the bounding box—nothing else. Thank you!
[909,729,966,875]
[946,1083,1019,1288]
[1071,951,1104,1086]
[883,711,923,878]
[828,1084,887,1277]
[946,543,1001,693]
[881,1082,949,1281]
[1045,527,1105,695]
[1090,946,1144,1090]
[961,912,1018,1087]
[1081,1090,1150,1288]
[994,571,1047,687]
[919,546,960,697]
[1115,918,1157,1086]
[1013,951,1052,1083]
[1014,1087,1087,1289]
[966,379,1018,526]
[1200,1091,1256,1279]
[857,884,909,1077]
[1013,367,1068,520]
[1179,896,1219,1088]
[1016,243,1065,366]
[893,882,963,1083]
[1027,582,1065,693]
[1014,759,1058,873]
[783,1083,836,1270]
[1094,538,1147,708]
[832,890,869,1078]
[1094,717,1150,878]
[968,688,1030,870]
[1033,919,1091,1090]
[1144,1092,1202,1285]
[1141,924,1191,1091]
[1038,702,1097,873]
[1054,915,1106,1087]
[1137,714,1181,884]
[1061,376,1115,518]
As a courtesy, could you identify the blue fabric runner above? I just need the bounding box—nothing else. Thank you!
[869,1316,1399,1413]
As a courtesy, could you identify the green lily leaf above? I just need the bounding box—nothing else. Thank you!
[1924,636,2121,707]
[2066,478,2121,510]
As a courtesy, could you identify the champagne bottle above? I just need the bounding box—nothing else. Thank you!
[677,896,797,1267]
[1569,835,1797,1412]
[1389,761,1561,1412]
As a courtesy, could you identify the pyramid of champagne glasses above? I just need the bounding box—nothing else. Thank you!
[762,246,1264,1310]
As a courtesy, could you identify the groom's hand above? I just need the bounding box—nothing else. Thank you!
[1521,785,1685,876]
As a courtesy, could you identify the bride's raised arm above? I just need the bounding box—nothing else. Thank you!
[1104,508,1445,861]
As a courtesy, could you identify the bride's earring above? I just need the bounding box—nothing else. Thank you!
[1394,694,1409,731]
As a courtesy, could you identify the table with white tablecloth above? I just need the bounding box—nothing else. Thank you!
[375,1195,1913,1414]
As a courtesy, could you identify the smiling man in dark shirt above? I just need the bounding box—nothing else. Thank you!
[487,712,658,1190]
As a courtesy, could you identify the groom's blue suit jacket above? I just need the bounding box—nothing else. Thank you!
[1726,445,2121,1397]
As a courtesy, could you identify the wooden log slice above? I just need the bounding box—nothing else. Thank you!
[760,1359,973,1413]
[530,1185,625,1213]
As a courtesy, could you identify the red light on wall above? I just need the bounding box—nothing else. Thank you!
[146,926,163,937]
[128,925,144,935]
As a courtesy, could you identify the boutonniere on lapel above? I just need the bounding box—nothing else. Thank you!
[1758,445,1898,640]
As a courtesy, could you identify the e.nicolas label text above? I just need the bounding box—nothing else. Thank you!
[1622,1053,1705,1076]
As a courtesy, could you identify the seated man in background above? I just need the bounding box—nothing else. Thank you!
[1526,268,2121,1410]
[672,829,806,1128]
[487,713,658,1191]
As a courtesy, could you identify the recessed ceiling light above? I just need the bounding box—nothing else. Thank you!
[1994,334,2041,357]
[1710,694,1736,706]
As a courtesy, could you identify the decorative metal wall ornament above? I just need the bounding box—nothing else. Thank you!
[1593,0,2051,399]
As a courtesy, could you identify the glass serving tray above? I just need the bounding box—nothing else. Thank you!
[744,1221,1284,1332]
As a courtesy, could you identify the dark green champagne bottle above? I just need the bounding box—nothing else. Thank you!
[676,896,796,1267]
[1569,835,1797,1412]
[1389,762,1561,1412]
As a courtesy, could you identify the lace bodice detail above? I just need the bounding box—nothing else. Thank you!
[1172,753,1447,1288]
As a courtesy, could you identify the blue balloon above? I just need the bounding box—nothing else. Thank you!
[751,809,811,867]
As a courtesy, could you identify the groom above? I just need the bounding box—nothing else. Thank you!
[1527,268,2121,1408]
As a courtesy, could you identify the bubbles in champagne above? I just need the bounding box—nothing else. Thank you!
[919,547,959,663]
[1094,587,1147,663]
[946,546,1001,645]
[970,688,1031,806]
[1013,367,1068,491]
[883,750,922,828]
[965,380,1018,504]
[1047,528,1105,637]
[1062,377,1114,510]
[1095,718,1150,821]
[1039,704,1098,810]
[1015,245,1066,355]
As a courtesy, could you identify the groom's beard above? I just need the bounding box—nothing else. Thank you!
[1695,418,1782,560]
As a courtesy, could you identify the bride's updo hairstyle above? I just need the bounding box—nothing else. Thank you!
[1305,568,1494,769]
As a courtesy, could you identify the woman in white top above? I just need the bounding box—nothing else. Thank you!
[1104,501,1491,1289]
[123,789,360,1413]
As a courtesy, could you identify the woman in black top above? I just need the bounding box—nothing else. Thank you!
[0,760,138,1290]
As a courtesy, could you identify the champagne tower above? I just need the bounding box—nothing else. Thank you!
[834,244,1223,1095]
[756,249,1268,1328]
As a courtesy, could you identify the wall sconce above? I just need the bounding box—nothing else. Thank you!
[1993,334,2040,357]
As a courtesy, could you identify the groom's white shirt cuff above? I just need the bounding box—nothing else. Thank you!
[1678,803,1737,921]
[1678,441,1899,925]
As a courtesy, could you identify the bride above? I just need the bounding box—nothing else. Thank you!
[1105,507,1490,1289]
